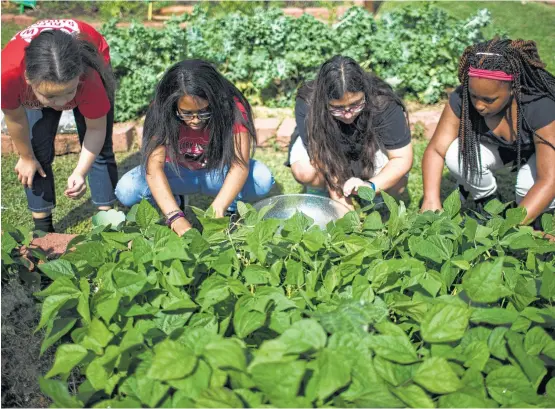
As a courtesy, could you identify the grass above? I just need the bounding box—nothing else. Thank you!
[0,140,517,234]
[1,22,21,48]
[379,1,555,71]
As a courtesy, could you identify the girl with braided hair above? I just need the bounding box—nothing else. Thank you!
[421,38,555,225]
[286,56,413,210]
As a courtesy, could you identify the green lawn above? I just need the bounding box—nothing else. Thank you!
[1,22,21,48]
[1,141,517,234]
[379,1,555,71]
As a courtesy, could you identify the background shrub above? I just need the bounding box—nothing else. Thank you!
[102,4,491,121]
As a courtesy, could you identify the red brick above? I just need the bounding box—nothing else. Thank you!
[1,133,14,155]
[255,118,280,147]
[1,13,16,23]
[276,117,296,148]
[335,6,350,18]
[152,15,171,21]
[13,15,35,26]
[409,109,443,140]
[112,121,136,152]
[54,134,80,155]
[282,7,304,18]
[305,7,330,20]
[88,21,102,30]
[159,5,194,15]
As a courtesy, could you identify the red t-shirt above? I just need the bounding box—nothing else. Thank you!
[1,19,111,119]
[168,101,249,170]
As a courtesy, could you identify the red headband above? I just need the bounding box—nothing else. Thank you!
[468,67,514,81]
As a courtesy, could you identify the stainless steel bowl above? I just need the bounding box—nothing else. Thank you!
[253,194,351,228]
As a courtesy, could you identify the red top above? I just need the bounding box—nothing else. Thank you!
[1,19,111,119]
[169,101,249,170]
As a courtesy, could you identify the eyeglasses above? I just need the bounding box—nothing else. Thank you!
[176,109,212,121]
[328,99,366,117]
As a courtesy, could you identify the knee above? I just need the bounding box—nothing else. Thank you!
[252,161,274,197]
[291,161,319,185]
[115,170,146,207]
[444,139,463,176]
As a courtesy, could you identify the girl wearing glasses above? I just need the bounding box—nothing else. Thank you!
[115,60,274,235]
[287,55,413,210]
[1,19,118,233]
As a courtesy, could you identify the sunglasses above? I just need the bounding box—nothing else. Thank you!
[176,109,212,121]
[328,98,366,117]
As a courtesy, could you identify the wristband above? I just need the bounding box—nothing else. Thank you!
[165,209,181,217]
[367,181,376,191]
[166,211,185,226]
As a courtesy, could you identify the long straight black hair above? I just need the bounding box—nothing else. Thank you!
[142,59,256,173]
[307,55,407,192]
[24,29,115,100]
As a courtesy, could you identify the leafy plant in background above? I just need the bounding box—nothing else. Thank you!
[102,3,490,121]
[28,187,555,408]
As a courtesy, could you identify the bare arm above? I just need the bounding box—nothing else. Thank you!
[210,132,251,217]
[421,103,460,211]
[146,145,192,235]
[65,115,108,199]
[519,121,555,224]
[3,106,48,189]
[370,143,413,192]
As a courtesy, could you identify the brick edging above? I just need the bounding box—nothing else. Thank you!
[1,108,444,156]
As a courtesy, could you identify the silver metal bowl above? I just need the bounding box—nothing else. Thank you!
[253,194,351,228]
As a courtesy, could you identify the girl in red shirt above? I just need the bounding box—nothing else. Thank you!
[115,60,274,236]
[1,19,118,232]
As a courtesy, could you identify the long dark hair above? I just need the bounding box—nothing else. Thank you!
[142,59,256,173]
[307,55,407,192]
[458,37,555,179]
[24,29,116,100]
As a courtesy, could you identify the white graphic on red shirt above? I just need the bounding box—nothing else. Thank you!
[13,19,80,43]
[179,140,208,169]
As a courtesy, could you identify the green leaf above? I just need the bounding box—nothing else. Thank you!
[135,199,160,229]
[38,259,76,280]
[413,357,463,394]
[505,330,547,390]
[373,356,414,386]
[524,326,553,356]
[79,318,114,354]
[463,341,490,372]
[92,290,121,323]
[194,387,244,408]
[421,303,470,343]
[462,258,512,303]
[113,268,148,299]
[470,308,519,325]
[414,235,453,263]
[147,339,197,380]
[367,334,419,364]
[443,189,462,218]
[363,211,383,230]
[279,319,327,354]
[358,185,376,202]
[484,199,508,215]
[486,365,538,405]
[167,359,212,398]
[45,344,88,379]
[540,267,555,300]
[488,327,509,360]
[242,265,269,285]
[392,384,435,408]
[39,377,83,408]
[439,392,498,408]
[204,338,247,372]
[36,292,82,331]
[250,360,306,400]
[308,349,351,401]
[233,296,266,338]
[41,317,78,356]
[499,207,527,236]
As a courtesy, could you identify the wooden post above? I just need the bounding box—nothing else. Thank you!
[147,1,153,21]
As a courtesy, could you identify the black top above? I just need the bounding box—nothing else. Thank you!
[449,85,555,154]
[294,97,411,152]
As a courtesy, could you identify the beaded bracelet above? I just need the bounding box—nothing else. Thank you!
[165,211,185,226]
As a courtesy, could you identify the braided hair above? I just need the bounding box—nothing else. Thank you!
[457,37,555,180]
